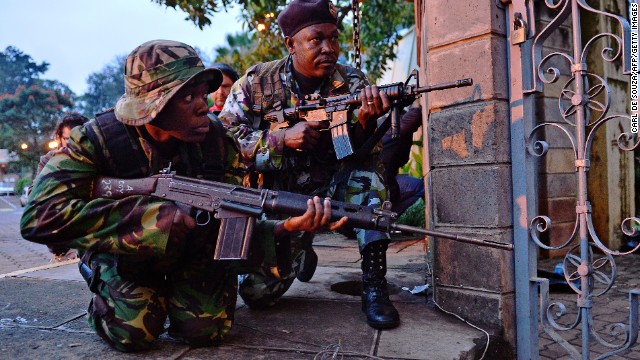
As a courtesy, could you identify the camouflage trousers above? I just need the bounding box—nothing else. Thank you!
[239,167,390,307]
[84,251,237,352]
[82,221,279,352]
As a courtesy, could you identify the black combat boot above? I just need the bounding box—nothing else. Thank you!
[295,233,317,282]
[361,241,400,329]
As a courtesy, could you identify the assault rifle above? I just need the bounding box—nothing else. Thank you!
[91,172,513,261]
[261,70,473,159]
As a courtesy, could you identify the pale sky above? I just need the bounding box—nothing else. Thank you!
[0,0,244,95]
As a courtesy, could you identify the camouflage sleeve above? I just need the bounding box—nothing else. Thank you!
[20,125,178,257]
[218,75,286,172]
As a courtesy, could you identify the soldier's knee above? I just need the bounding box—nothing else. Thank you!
[171,320,231,348]
[238,273,295,309]
[88,295,165,352]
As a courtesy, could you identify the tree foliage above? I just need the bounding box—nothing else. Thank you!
[152,0,414,80]
[0,46,49,95]
[0,47,73,176]
[77,55,126,117]
[213,30,286,75]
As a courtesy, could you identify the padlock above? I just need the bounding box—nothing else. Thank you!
[511,14,527,45]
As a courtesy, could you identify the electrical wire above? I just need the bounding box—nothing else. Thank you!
[425,261,491,360]
[313,340,385,360]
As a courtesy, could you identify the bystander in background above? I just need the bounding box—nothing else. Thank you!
[208,63,239,115]
[36,111,89,262]
[37,112,89,174]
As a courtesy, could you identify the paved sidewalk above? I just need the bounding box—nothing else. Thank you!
[0,198,490,359]
[1,196,639,359]
[0,197,52,274]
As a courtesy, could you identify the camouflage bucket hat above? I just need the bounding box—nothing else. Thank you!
[115,39,222,126]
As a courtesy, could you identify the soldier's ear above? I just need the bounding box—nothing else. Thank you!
[284,37,295,54]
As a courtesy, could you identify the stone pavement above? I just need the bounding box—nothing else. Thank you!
[1,195,639,359]
[0,196,51,274]
[537,255,640,360]
[0,196,491,360]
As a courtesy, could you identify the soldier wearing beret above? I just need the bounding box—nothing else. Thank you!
[21,39,344,352]
[219,0,400,329]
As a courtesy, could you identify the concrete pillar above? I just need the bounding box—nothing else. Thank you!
[416,0,516,350]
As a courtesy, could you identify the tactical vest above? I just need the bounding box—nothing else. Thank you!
[248,58,288,128]
[248,57,351,127]
[84,109,228,181]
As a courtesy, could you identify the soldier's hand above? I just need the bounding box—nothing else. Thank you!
[283,121,328,151]
[170,203,197,241]
[282,196,348,233]
[358,85,391,129]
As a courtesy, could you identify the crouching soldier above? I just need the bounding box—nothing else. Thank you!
[219,0,400,329]
[20,39,345,352]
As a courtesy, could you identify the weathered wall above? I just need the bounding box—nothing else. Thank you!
[416,0,516,349]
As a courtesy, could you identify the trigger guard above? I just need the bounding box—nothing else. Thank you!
[195,210,211,226]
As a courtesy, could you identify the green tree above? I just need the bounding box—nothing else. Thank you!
[0,47,74,177]
[0,46,49,95]
[77,55,126,117]
[213,31,286,75]
[152,0,414,80]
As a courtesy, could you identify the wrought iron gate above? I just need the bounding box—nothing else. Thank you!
[505,0,640,359]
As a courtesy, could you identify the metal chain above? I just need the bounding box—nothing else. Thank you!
[352,0,361,70]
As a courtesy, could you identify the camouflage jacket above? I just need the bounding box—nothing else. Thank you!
[219,56,383,194]
[219,57,378,171]
[20,115,277,259]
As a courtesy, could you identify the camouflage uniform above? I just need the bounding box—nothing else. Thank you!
[219,56,389,306]
[20,40,282,352]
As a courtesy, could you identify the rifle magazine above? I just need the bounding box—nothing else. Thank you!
[214,216,255,260]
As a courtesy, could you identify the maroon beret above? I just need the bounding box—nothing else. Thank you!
[277,0,338,37]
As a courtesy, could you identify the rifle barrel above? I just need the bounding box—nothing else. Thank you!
[390,223,513,251]
[413,78,473,95]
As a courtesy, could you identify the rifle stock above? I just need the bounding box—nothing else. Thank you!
[91,173,513,261]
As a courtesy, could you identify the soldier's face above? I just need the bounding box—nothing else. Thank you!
[211,74,234,108]
[58,126,72,148]
[287,23,339,79]
[147,81,210,143]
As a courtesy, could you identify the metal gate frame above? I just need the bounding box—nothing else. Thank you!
[505,0,640,359]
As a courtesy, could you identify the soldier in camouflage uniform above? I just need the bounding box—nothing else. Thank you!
[219,0,400,329]
[20,40,345,352]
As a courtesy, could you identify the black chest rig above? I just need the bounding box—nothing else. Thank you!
[85,109,228,181]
